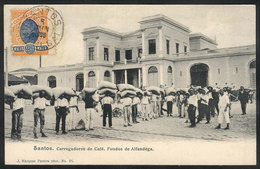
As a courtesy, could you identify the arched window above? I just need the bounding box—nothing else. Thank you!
[76,73,84,91]
[148,66,158,86]
[167,66,173,86]
[88,71,96,88]
[88,71,95,77]
[148,66,158,73]
[249,60,256,89]
[190,63,209,87]
[104,71,111,82]
[48,76,56,88]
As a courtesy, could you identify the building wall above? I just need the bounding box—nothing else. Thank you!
[173,53,255,88]
[162,23,190,56]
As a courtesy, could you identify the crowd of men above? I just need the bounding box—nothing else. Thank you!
[9,84,253,141]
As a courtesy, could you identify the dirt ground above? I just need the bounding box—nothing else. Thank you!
[4,101,256,143]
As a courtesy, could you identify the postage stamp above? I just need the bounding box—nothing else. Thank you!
[11,6,64,56]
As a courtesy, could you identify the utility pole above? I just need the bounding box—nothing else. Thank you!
[39,55,42,68]
[5,47,8,87]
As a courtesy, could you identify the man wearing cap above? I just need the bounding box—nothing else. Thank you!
[33,91,48,139]
[187,88,198,127]
[238,86,249,115]
[215,89,231,129]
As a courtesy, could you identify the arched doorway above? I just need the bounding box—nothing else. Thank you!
[104,71,111,82]
[76,73,84,91]
[249,60,256,89]
[88,71,96,88]
[47,76,56,88]
[190,63,209,87]
[148,66,158,86]
[167,66,173,87]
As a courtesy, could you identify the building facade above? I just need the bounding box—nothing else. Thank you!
[38,14,256,91]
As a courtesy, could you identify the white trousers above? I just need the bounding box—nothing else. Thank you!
[218,107,230,124]
[66,107,78,131]
[85,108,95,130]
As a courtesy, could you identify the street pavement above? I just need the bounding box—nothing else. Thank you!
[4,101,256,143]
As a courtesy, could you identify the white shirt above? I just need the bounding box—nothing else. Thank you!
[188,95,198,107]
[69,96,78,106]
[151,95,157,102]
[166,95,174,102]
[55,98,69,107]
[200,94,209,105]
[141,96,150,105]
[34,97,47,109]
[120,97,132,106]
[101,96,113,105]
[218,94,230,109]
[132,97,140,105]
[13,98,25,110]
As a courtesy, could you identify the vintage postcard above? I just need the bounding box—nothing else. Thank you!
[3,5,256,165]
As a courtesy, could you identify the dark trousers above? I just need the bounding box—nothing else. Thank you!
[56,107,67,132]
[160,101,164,115]
[215,101,219,114]
[167,101,173,115]
[188,105,196,126]
[11,108,23,139]
[33,108,45,134]
[132,104,138,123]
[103,104,112,127]
[208,99,215,116]
[201,104,210,122]
[240,102,247,114]
[197,103,204,122]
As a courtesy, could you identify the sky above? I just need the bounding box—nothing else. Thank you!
[4,5,255,71]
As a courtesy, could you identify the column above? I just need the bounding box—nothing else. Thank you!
[111,70,115,83]
[159,64,164,86]
[84,69,88,87]
[158,26,163,57]
[138,68,141,88]
[83,39,87,63]
[141,29,146,59]
[96,69,100,87]
[142,67,147,87]
[124,69,127,84]
[96,37,100,61]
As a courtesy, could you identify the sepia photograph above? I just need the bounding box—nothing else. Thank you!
[3,4,256,165]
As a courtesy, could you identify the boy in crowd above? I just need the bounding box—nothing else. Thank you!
[33,91,48,139]
[215,89,231,129]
